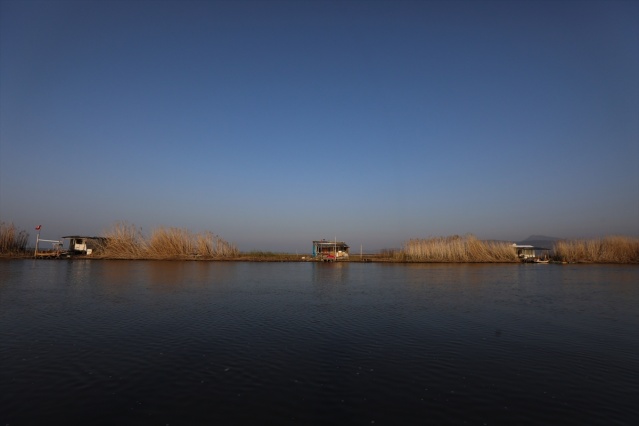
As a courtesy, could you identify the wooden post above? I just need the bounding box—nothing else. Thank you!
[34,227,40,258]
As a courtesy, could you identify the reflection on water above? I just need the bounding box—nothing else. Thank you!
[311,261,351,284]
[0,260,637,425]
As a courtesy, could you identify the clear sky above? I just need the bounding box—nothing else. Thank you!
[1,0,638,252]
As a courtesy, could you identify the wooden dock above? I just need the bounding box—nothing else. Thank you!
[34,251,62,259]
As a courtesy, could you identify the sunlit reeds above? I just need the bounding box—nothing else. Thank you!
[100,222,238,259]
[195,231,238,258]
[400,234,519,262]
[0,222,29,254]
[554,236,639,263]
[100,221,147,258]
[147,227,194,258]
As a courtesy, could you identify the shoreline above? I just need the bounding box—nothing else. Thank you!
[1,253,628,264]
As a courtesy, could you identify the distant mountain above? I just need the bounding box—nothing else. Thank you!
[517,235,563,249]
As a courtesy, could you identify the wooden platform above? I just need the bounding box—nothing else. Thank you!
[34,251,62,258]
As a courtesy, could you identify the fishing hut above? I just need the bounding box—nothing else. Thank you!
[312,240,350,261]
[512,244,550,262]
[62,236,107,255]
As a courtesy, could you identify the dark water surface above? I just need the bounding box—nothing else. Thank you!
[1,260,638,425]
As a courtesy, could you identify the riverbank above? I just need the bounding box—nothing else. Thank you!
[1,252,390,262]
[1,252,634,264]
[2,222,638,263]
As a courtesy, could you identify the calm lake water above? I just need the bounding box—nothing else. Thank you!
[1,260,638,425]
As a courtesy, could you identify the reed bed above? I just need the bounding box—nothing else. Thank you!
[148,227,194,258]
[0,222,29,254]
[195,231,238,258]
[401,235,519,262]
[100,222,147,258]
[554,236,639,263]
[99,222,238,259]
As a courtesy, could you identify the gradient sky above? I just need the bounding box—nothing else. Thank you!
[1,0,638,252]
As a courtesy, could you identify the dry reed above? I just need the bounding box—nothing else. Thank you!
[100,222,238,259]
[148,227,194,258]
[100,222,147,258]
[195,231,238,258]
[0,222,29,254]
[401,234,519,262]
[554,236,639,263]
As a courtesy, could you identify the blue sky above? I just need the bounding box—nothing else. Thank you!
[1,0,638,252]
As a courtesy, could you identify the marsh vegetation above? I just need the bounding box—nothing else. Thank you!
[98,222,238,259]
[3,218,639,263]
[399,234,519,262]
[0,222,29,254]
[554,236,639,263]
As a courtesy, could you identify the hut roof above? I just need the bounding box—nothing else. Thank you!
[62,236,106,240]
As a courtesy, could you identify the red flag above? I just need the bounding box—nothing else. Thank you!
[35,225,41,231]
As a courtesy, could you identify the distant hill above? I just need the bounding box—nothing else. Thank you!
[517,235,563,249]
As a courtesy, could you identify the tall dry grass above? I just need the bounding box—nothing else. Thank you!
[194,231,238,257]
[0,222,29,254]
[100,222,147,258]
[100,222,238,259]
[148,227,194,258]
[554,236,639,263]
[401,234,519,262]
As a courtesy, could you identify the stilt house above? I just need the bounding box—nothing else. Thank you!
[313,240,350,260]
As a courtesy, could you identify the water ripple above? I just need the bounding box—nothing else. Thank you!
[1,261,637,424]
